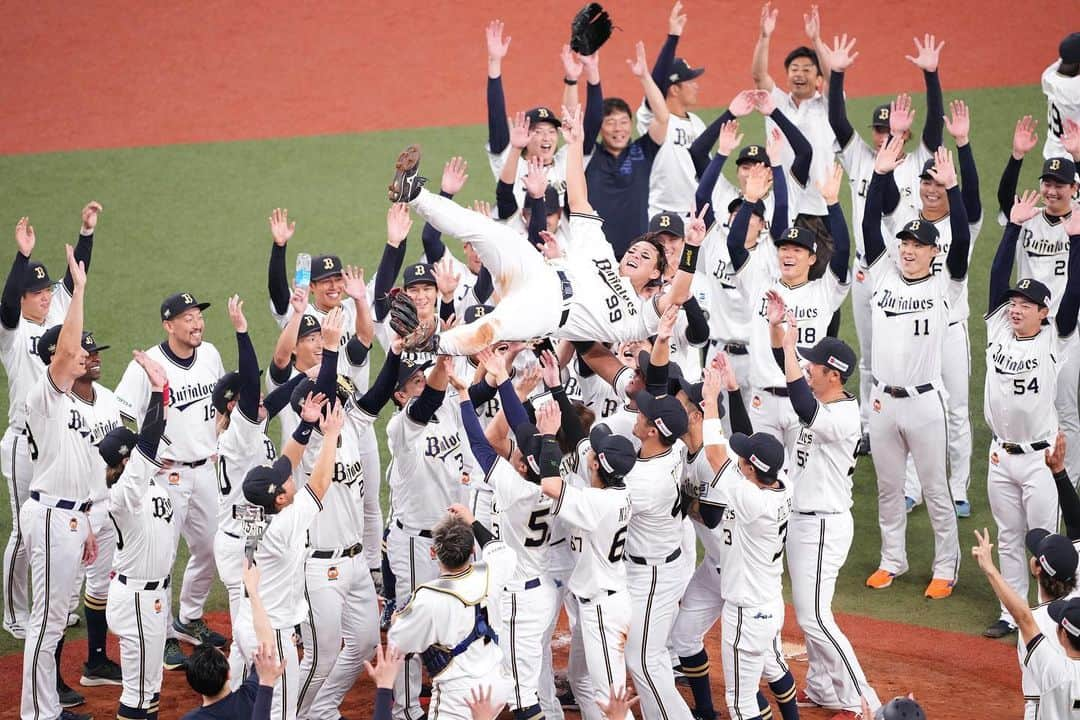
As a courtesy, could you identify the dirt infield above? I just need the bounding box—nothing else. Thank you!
[4,606,1020,719]
[1,0,1072,154]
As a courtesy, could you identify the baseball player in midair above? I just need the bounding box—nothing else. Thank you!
[767,295,880,715]
[862,138,970,599]
[114,290,227,666]
[99,351,174,720]
[19,244,98,720]
[980,193,1080,638]
[2,205,98,641]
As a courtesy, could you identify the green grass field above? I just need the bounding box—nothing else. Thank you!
[0,83,1054,656]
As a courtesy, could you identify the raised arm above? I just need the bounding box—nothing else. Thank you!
[342,265,375,356]
[267,208,295,317]
[228,296,262,421]
[824,36,859,148]
[766,129,790,239]
[928,148,971,280]
[906,34,945,152]
[63,202,100,294]
[373,204,411,322]
[648,2,685,103]
[656,206,707,314]
[406,355,450,425]
[751,3,779,91]
[581,52,603,157]
[1056,212,1080,339]
[628,41,669,145]
[862,136,904,266]
[356,345,402,417]
[48,245,86,391]
[803,6,831,95]
[307,404,344,502]
[132,351,168,460]
[694,116,743,227]
[998,116,1037,219]
[818,163,851,282]
[457,393,499,475]
[422,157,469,262]
[1047,434,1080,540]
[944,100,982,222]
[560,105,593,214]
[2,218,34,330]
[973,530,1039,644]
[485,20,512,156]
[759,93,812,185]
[497,113,531,218]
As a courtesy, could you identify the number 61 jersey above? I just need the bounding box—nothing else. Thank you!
[736,243,850,392]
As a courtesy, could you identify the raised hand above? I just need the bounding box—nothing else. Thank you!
[476,347,509,384]
[539,349,561,387]
[441,156,469,195]
[716,119,743,156]
[227,294,247,333]
[729,90,757,118]
[1009,189,1041,225]
[466,685,507,720]
[927,146,957,189]
[905,33,945,72]
[342,265,367,301]
[781,310,798,349]
[874,134,905,175]
[433,256,461,300]
[827,34,859,72]
[1012,115,1039,159]
[561,44,584,82]
[509,111,532,150]
[803,4,821,42]
[971,528,995,573]
[387,203,412,248]
[743,164,773,202]
[765,127,784,166]
[321,306,344,348]
[535,400,562,435]
[626,41,649,78]
[80,201,103,233]
[816,162,844,205]
[447,371,468,394]
[471,199,493,217]
[254,642,284,686]
[364,644,405,690]
[765,289,786,326]
[14,216,35,257]
[320,401,346,436]
[133,349,168,391]
[714,352,740,391]
[753,88,776,115]
[515,365,543,399]
[889,93,915,136]
[524,156,547,199]
[669,0,688,35]
[579,49,600,82]
[702,366,723,401]
[65,243,86,291]
[289,285,309,315]
[485,20,511,61]
[760,2,778,38]
[943,99,970,145]
[685,204,709,247]
[597,685,640,720]
[299,392,329,424]
[269,208,295,247]
[537,230,562,259]
[656,305,680,342]
[1046,431,1068,474]
[559,104,585,145]
[1063,119,1080,161]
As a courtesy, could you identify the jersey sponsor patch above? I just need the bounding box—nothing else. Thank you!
[69,517,78,532]
[328,566,339,581]
[872,399,882,413]
[991,452,1000,466]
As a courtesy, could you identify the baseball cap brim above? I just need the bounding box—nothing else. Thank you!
[1026,528,1052,555]
[395,360,432,390]
[1005,288,1049,308]
[23,276,52,293]
[675,67,705,82]
[797,344,854,378]
[895,230,936,246]
[729,432,754,461]
[1041,171,1077,184]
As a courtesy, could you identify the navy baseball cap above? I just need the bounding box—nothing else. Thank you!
[918,158,938,181]
[675,377,725,419]
[395,358,432,391]
[243,456,294,514]
[728,197,767,219]
[1040,157,1078,184]
[729,431,785,479]
[896,219,939,246]
[98,426,138,468]
[775,226,817,253]
[589,424,636,485]
[36,325,62,365]
[161,292,210,321]
[403,263,436,287]
[649,211,684,238]
[514,422,543,478]
[542,185,562,215]
[1026,528,1078,581]
[870,104,892,130]
[874,697,926,720]
[310,254,343,282]
[667,57,705,84]
[1006,278,1052,309]
[525,107,561,128]
[463,305,495,325]
[23,261,53,293]
[81,331,109,354]
[1050,597,1080,638]
[634,350,684,390]
[1060,32,1080,64]
[213,372,243,415]
[298,314,321,339]
[735,145,768,166]
[635,391,689,440]
[798,337,856,381]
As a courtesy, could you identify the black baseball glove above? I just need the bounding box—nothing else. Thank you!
[570,3,613,56]
[388,288,420,339]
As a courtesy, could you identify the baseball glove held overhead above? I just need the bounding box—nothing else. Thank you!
[388,289,420,339]
[570,3,614,56]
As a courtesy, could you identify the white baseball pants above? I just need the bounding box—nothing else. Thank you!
[1055,349,1080,484]
[851,265,873,434]
[670,560,723,659]
[2,428,32,634]
[986,439,1060,626]
[213,530,257,688]
[71,503,116,615]
[500,579,558,713]
[155,462,218,631]
[578,590,633,720]
[428,670,514,720]
[869,385,960,581]
[748,388,802,470]
[106,577,168,717]
[388,522,438,720]
[787,512,879,713]
[721,599,787,720]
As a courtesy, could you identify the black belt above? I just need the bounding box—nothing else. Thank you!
[627,546,682,565]
[557,270,573,327]
[30,491,92,512]
[174,458,208,468]
[723,342,748,356]
[117,574,170,591]
[763,386,789,397]
[310,542,363,559]
[223,530,241,540]
[577,589,617,604]
[1001,440,1051,455]
[396,519,433,539]
[875,381,935,398]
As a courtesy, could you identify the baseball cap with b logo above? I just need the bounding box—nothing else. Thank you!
[1006,278,1052,309]
[525,107,562,128]
[896,218,939,246]
[463,305,495,325]
[161,292,210,321]
[298,314,322,339]
[24,261,52,293]
[1040,157,1078,185]
[870,104,891,130]
[667,57,705,84]
[243,456,295,515]
[735,144,768,166]
[649,211,685,238]
[310,255,343,283]
[775,226,817,253]
[403,263,436,287]
[729,431,785,480]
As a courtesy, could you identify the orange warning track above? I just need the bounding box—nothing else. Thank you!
[0,0,1071,155]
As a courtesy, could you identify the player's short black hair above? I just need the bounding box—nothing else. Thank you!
[602,97,632,119]
[628,233,669,278]
[185,643,229,697]
[783,46,821,73]
[432,515,475,570]
[1037,567,1077,605]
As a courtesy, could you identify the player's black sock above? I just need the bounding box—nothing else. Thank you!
[54,635,67,690]
[678,650,716,720]
[84,592,108,667]
[757,690,774,720]
[513,703,543,720]
[381,528,397,600]
[768,672,798,720]
[120,702,149,719]
[149,690,161,720]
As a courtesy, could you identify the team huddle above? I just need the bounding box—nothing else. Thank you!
[5,4,1080,720]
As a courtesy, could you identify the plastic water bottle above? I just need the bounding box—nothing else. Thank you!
[295,252,311,289]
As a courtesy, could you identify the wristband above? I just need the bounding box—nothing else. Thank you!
[563,77,579,86]
[702,418,726,447]
[679,244,700,273]
[292,422,314,446]
[1054,469,1071,484]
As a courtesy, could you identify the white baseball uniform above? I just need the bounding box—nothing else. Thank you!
[115,342,225,629]
[785,391,879,712]
[106,448,175,720]
[389,541,517,720]
[623,443,695,720]
[0,281,70,635]
[1021,630,1080,720]
[488,139,569,210]
[708,457,793,720]
[984,301,1074,626]
[767,87,835,216]
[1042,61,1080,161]
[20,371,95,720]
[1020,595,1080,720]
[636,104,705,218]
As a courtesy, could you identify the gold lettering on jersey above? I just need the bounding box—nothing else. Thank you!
[875,289,935,314]
[758,298,819,321]
[989,343,1042,373]
[1020,227,1070,256]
